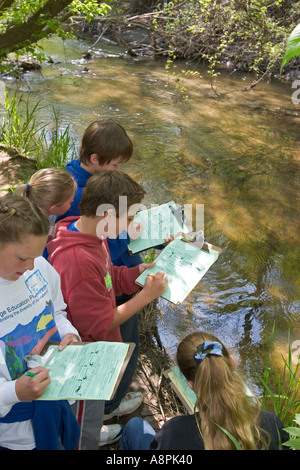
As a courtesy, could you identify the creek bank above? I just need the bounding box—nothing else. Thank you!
[0,147,37,193]
[1,14,299,84]
[71,16,300,84]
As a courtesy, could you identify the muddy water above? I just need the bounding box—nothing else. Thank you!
[4,36,300,391]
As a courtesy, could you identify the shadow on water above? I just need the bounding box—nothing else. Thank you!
[4,36,300,392]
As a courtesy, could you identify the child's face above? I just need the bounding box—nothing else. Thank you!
[49,192,75,216]
[92,156,123,173]
[0,235,47,281]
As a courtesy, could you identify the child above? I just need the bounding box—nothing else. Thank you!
[120,331,289,450]
[46,170,168,449]
[14,168,77,225]
[0,195,80,450]
[57,119,133,221]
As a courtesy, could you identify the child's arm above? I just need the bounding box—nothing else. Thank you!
[109,271,168,330]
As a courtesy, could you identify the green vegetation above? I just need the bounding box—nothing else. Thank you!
[281,23,300,71]
[152,0,300,80]
[0,0,111,72]
[0,91,76,168]
[283,414,300,450]
[255,325,300,429]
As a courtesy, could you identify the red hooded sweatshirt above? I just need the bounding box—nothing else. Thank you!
[46,217,141,343]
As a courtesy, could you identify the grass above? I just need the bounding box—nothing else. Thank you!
[0,91,77,169]
[256,324,300,427]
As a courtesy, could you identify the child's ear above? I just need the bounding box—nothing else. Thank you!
[48,205,57,215]
[103,208,115,220]
[96,208,117,239]
[90,153,99,165]
[229,354,237,370]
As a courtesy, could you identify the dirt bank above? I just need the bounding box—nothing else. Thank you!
[0,146,36,194]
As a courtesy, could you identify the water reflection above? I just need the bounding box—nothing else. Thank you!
[4,36,300,391]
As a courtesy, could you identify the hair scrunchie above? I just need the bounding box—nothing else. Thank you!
[193,341,223,366]
[26,183,30,193]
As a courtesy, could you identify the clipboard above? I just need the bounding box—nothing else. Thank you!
[164,366,196,414]
[135,237,222,304]
[128,200,192,255]
[35,341,135,401]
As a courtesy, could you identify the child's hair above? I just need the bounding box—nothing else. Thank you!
[79,120,133,165]
[176,331,270,450]
[80,170,145,218]
[0,194,49,245]
[14,168,76,215]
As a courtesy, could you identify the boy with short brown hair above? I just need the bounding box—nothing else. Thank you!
[58,119,133,220]
[46,170,168,449]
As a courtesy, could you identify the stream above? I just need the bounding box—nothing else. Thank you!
[3,35,300,392]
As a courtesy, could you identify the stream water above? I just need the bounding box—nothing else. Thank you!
[3,36,300,392]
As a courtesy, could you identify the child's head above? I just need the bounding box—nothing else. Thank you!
[79,120,133,171]
[79,170,145,238]
[177,331,268,450]
[14,168,76,216]
[0,195,49,280]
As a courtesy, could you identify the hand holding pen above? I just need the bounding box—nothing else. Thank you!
[15,366,50,402]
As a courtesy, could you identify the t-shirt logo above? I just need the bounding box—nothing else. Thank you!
[25,269,48,296]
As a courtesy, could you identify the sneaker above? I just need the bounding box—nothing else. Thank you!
[103,391,143,421]
[99,424,123,447]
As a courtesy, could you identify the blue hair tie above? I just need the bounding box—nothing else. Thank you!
[26,183,30,192]
[193,341,223,366]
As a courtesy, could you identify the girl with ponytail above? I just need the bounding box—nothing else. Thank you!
[120,331,289,450]
[14,168,76,224]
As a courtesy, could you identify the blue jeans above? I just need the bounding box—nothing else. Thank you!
[120,417,155,450]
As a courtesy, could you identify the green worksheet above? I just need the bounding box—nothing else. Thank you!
[128,201,190,254]
[135,237,220,304]
[38,341,133,401]
[166,366,196,414]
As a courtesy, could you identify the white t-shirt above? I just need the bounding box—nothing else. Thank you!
[0,256,79,450]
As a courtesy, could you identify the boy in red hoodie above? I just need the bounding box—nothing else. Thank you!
[46,170,168,450]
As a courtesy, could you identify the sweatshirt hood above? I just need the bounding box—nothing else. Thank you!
[66,159,92,187]
[47,217,106,263]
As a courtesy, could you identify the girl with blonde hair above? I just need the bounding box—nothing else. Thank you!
[14,168,76,222]
[120,331,289,450]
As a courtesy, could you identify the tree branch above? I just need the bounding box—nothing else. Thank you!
[0,0,73,57]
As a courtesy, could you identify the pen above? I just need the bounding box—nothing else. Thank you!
[26,371,37,377]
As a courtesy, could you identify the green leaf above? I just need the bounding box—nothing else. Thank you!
[215,423,243,450]
[281,24,300,72]
[283,439,300,450]
[295,414,300,426]
[283,426,300,437]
